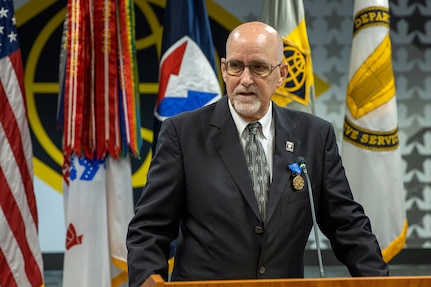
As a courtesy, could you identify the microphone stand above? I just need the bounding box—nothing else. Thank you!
[301,162,325,278]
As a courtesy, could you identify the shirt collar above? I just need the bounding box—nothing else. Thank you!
[228,99,273,139]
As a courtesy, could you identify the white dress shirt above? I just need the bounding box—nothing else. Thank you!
[228,99,275,180]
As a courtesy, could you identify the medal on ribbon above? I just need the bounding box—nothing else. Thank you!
[288,162,305,191]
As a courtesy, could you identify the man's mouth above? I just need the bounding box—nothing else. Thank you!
[238,91,255,96]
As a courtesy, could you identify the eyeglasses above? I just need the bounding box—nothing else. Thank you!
[223,59,282,77]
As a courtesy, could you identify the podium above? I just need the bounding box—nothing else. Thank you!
[141,274,431,287]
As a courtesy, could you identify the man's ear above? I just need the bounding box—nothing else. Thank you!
[277,63,288,87]
[221,58,228,82]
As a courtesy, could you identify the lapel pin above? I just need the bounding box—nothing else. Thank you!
[285,141,294,152]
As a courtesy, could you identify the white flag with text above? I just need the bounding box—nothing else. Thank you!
[341,0,407,262]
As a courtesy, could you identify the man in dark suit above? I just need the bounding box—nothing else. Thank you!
[127,21,389,287]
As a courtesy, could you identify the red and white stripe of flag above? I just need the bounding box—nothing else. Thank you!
[0,50,44,286]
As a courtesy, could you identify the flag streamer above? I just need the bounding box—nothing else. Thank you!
[59,0,141,160]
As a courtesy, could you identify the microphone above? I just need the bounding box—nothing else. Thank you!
[297,156,325,278]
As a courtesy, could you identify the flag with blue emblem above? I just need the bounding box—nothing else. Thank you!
[261,0,316,113]
[62,154,133,286]
[341,0,407,262]
[153,0,221,146]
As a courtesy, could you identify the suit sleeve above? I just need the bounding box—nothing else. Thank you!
[315,122,389,276]
[126,118,184,286]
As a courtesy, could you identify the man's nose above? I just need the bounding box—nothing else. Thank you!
[240,66,254,86]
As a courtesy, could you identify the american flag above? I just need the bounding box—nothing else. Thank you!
[0,0,44,286]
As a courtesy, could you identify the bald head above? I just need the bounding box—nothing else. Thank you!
[226,21,284,63]
[222,21,288,122]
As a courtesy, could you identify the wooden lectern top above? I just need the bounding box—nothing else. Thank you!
[141,274,431,287]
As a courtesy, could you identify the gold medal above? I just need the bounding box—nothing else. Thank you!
[293,174,304,190]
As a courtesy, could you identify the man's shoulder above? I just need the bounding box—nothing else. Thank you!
[169,100,218,122]
[274,104,331,127]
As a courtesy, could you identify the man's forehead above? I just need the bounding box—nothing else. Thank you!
[230,23,277,42]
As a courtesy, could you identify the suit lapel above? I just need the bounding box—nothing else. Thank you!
[210,97,262,220]
[265,105,302,223]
